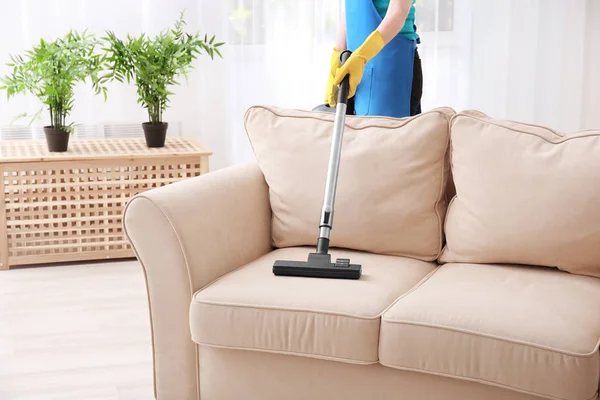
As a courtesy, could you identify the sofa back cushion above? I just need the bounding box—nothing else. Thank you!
[244,106,454,261]
[440,111,600,278]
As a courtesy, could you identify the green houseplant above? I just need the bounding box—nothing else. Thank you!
[0,31,107,152]
[103,13,224,148]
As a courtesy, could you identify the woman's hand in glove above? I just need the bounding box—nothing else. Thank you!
[333,30,385,98]
[325,49,341,107]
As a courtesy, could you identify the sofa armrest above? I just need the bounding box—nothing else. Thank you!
[123,162,272,400]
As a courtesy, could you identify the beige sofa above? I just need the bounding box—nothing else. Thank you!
[123,107,600,400]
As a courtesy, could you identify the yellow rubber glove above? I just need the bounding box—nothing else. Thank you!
[325,48,341,107]
[333,30,385,98]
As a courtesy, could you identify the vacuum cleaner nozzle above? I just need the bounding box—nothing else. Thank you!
[273,253,362,280]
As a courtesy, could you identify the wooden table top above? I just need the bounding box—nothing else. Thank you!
[0,137,212,163]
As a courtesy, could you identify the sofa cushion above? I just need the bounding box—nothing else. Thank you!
[440,111,600,278]
[191,247,436,364]
[244,105,454,261]
[379,263,600,400]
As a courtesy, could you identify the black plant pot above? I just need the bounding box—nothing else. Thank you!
[43,126,70,152]
[142,122,168,148]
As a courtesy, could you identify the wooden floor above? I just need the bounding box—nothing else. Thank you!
[0,260,154,400]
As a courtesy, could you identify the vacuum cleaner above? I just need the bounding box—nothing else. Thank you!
[273,50,362,280]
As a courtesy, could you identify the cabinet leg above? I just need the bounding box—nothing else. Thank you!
[0,168,8,270]
[200,156,209,175]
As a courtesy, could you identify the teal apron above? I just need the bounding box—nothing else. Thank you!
[346,0,416,118]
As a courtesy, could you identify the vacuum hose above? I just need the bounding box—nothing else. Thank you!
[316,50,352,255]
[336,50,352,106]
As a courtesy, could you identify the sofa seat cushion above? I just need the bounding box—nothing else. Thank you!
[191,247,436,364]
[379,263,600,400]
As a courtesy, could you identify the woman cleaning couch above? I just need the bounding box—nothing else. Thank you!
[325,0,422,118]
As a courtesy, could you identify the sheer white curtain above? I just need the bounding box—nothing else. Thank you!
[434,0,600,132]
[1,0,599,169]
[0,0,198,141]
[195,0,340,168]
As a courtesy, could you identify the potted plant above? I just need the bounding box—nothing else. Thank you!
[0,31,107,152]
[103,13,224,148]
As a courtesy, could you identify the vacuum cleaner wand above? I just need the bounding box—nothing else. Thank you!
[316,51,350,255]
[273,50,362,280]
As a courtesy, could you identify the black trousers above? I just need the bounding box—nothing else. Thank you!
[410,48,423,116]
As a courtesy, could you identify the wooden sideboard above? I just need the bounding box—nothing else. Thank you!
[0,137,211,269]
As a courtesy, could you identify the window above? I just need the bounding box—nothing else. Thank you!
[415,0,455,33]
[227,0,338,46]
[228,0,265,45]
